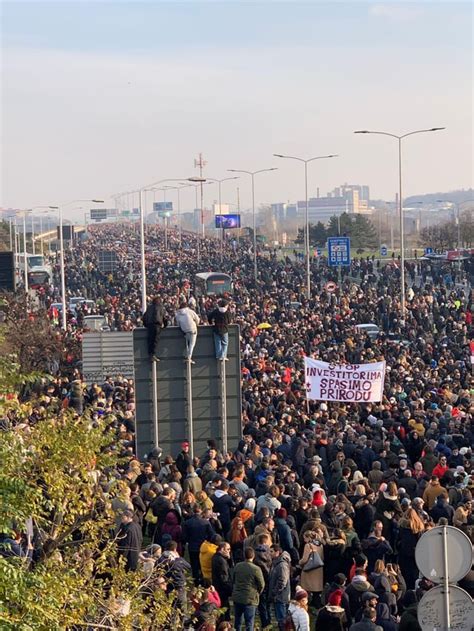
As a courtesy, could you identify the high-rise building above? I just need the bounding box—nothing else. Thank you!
[331,183,370,203]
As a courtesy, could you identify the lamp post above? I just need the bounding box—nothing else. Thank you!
[227,168,277,280]
[135,178,207,313]
[273,154,337,298]
[56,199,104,329]
[205,177,239,260]
[354,127,445,318]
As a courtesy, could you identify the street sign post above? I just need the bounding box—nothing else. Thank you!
[417,585,473,631]
[327,237,351,267]
[415,525,472,584]
[415,525,473,631]
[325,281,337,293]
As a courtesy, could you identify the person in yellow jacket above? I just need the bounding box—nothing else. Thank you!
[199,534,222,580]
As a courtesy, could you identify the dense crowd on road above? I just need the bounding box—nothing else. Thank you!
[2,223,473,630]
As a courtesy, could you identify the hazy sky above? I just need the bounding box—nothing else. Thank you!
[1,1,472,219]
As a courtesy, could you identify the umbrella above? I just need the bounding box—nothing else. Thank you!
[257,322,272,330]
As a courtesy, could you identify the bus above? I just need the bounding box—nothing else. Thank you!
[27,267,51,289]
[15,253,47,272]
[195,272,232,297]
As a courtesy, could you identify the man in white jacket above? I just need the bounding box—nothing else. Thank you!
[175,301,200,363]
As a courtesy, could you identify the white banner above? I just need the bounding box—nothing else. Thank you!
[304,357,386,403]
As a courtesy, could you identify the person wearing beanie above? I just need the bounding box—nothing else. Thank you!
[323,573,351,626]
[288,588,310,631]
[315,588,348,631]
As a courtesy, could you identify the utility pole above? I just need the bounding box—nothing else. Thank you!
[237,186,241,241]
[194,153,207,238]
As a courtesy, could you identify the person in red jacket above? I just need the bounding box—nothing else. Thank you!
[431,456,449,480]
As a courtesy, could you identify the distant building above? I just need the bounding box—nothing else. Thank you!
[332,183,370,202]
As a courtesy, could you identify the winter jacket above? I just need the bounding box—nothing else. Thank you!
[159,552,191,590]
[288,603,310,631]
[361,536,393,573]
[116,521,143,571]
[150,495,173,522]
[256,492,281,516]
[212,490,236,533]
[315,606,347,631]
[349,617,382,631]
[208,308,232,335]
[253,543,273,582]
[267,551,291,603]
[399,603,421,631]
[175,307,199,333]
[430,498,455,524]
[199,540,218,580]
[182,515,215,552]
[211,551,233,600]
[161,511,183,554]
[143,302,168,329]
[346,576,375,617]
[182,472,202,495]
[422,480,448,510]
[175,449,192,477]
[275,516,294,554]
[231,560,265,606]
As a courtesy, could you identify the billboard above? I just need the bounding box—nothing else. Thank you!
[56,225,75,241]
[215,214,241,229]
[106,208,118,218]
[97,250,118,273]
[153,202,173,217]
[90,208,107,221]
[0,251,15,291]
[82,331,135,385]
[134,325,242,458]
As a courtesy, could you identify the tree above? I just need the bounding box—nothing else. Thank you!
[0,342,178,629]
[327,213,378,250]
[420,222,457,251]
[0,295,65,374]
[295,222,328,247]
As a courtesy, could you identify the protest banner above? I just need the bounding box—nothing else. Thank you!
[304,356,386,403]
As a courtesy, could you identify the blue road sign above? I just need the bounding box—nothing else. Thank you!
[327,237,351,266]
[424,247,433,255]
[380,244,388,256]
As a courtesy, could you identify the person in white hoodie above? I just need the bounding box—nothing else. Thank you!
[175,300,200,363]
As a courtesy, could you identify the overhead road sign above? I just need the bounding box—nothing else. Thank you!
[90,208,108,221]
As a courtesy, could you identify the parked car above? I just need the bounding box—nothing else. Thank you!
[355,323,380,340]
[83,315,110,332]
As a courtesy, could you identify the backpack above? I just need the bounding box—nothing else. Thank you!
[283,610,296,631]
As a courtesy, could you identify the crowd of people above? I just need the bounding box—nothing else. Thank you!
[3,223,474,630]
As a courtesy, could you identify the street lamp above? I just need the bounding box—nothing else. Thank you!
[205,177,240,260]
[134,177,210,313]
[354,127,445,318]
[273,154,337,298]
[227,168,278,280]
[56,199,103,329]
